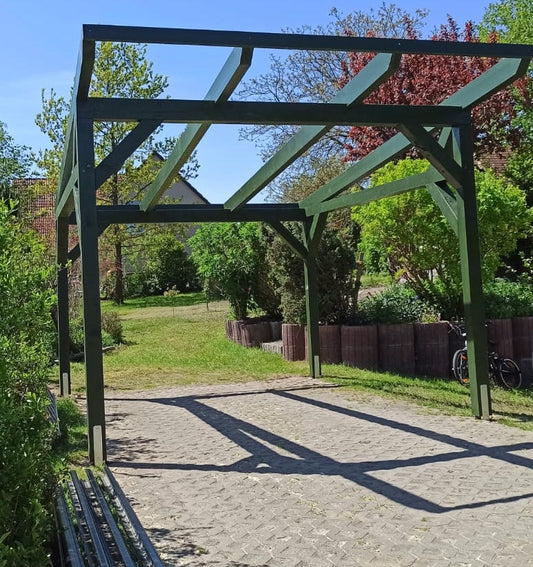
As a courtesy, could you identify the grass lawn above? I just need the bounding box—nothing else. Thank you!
[69,293,308,390]
[65,292,533,431]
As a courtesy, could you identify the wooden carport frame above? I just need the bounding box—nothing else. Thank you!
[55,24,533,464]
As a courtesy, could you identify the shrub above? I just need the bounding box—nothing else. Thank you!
[101,311,123,344]
[0,202,56,566]
[189,222,276,320]
[144,233,199,293]
[124,269,159,298]
[354,159,532,317]
[123,231,200,298]
[265,224,358,324]
[357,284,433,324]
[70,314,121,351]
[484,279,533,319]
[0,389,55,567]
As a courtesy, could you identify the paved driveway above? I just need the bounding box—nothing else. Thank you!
[105,377,533,566]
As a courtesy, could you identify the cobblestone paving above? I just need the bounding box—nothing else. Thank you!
[104,377,533,566]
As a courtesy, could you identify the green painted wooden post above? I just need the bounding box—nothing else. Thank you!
[74,117,107,464]
[303,216,327,378]
[454,123,491,418]
[267,220,320,377]
[56,216,71,396]
[303,250,321,378]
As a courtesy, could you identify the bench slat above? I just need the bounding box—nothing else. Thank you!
[57,467,164,566]
[56,490,85,567]
[70,471,114,567]
[103,466,165,567]
[86,469,137,567]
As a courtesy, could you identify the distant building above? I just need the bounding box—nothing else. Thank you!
[161,175,209,206]
[14,178,57,245]
[15,169,209,245]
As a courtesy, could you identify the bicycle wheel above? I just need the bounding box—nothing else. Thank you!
[452,348,469,386]
[497,358,522,389]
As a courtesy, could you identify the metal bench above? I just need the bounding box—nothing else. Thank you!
[56,466,164,567]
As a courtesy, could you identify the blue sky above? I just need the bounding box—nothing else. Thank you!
[1,0,489,203]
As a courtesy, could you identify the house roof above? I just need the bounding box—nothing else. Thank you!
[149,150,209,204]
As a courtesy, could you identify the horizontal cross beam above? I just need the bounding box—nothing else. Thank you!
[69,203,308,225]
[82,24,533,59]
[79,99,469,126]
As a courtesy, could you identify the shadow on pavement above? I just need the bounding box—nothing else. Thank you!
[106,384,533,514]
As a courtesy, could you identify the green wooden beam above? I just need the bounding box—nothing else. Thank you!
[76,38,96,101]
[68,206,306,262]
[67,222,109,263]
[399,122,465,188]
[83,24,533,59]
[300,132,415,209]
[426,182,458,235]
[56,217,71,396]
[82,203,307,226]
[95,120,161,189]
[301,57,530,209]
[444,57,530,111]
[57,113,76,207]
[454,124,491,419]
[80,98,468,126]
[303,219,324,379]
[140,47,253,211]
[307,213,328,254]
[55,170,78,218]
[74,117,106,466]
[304,167,444,216]
[268,221,308,259]
[224,52,401,211]
[57,38,95,209]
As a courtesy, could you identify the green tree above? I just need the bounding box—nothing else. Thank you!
[189,223,272,320]
[124,228,198,296]
[480,0,533,278]
[479,0,533,43]
[36,42,197,303]
[353,159,532,318]
[0,122,34,203]
[263,158,360,324]
[265,223,358,324]
[0,202,56,566]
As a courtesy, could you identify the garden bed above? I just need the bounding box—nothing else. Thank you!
[226,317,533,382]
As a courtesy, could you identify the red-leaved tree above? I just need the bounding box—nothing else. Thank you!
[340,17,530,161]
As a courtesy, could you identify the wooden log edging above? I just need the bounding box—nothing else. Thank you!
[415,321,449,379]
[282,323,306,361]
[341,325,378,370]
[226,317,533,380]
[304,325,342,364]
[512,317,533,382]
[378,323,416,376]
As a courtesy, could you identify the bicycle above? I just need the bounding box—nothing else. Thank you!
[449,322,522,389]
